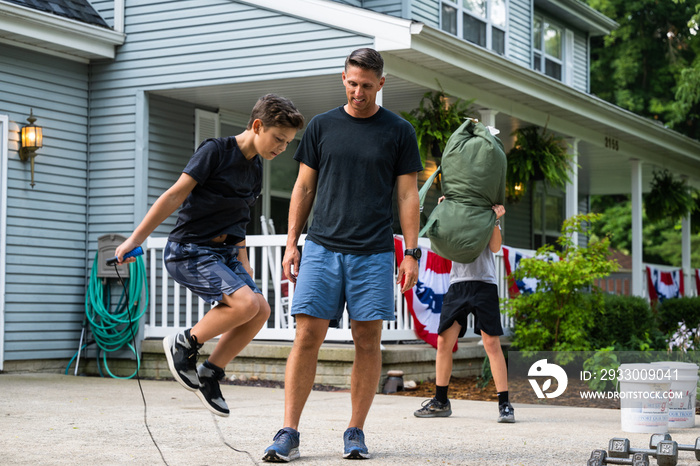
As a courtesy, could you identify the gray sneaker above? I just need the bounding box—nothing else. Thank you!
[163,329,202,391]
[196,364,229,417]
[414,398,452,418]
[498,402,515,423]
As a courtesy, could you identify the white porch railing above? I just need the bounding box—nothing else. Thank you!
[144,235,512,342]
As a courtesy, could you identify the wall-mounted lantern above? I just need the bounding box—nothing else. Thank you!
[19,109,43,188]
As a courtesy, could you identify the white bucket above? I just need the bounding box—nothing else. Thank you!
[619,363,671,433]
[651,361,698,428]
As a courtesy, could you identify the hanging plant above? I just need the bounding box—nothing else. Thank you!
[505,124,575,203]
[401,82,475,167]
[644,169,697,223]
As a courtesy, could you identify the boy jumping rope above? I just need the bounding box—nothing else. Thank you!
[114,94,304,417]
[414,201,515,423]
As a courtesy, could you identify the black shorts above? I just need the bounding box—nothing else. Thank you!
[438,281,504,337]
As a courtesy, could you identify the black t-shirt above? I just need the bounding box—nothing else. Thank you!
[295,106,422,254]
[168,137,261,244]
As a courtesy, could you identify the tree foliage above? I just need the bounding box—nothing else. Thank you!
[585,0,700,140]
[590,195,700,267]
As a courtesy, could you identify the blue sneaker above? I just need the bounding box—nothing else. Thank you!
[343,427,370,459]
[262,428,300,463]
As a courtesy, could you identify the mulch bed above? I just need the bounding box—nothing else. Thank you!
[227,375,700,414]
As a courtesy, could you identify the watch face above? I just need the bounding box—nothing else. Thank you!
[406,248,421,259]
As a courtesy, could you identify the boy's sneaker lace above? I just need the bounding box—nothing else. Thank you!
[498,402,515,423]
[163,329,202,391]
[413,398,452,418]
[343,427,370,459]
[263,428,300,463]
[196,363,230,417]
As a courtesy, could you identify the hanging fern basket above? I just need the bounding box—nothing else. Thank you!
[644,169,696,223]
[505,125,575,203]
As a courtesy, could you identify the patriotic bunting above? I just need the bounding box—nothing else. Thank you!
[646,265,685,304]
[502,246,541,297]
[394,236,453,350]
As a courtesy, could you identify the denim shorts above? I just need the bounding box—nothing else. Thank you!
[164,241,261,305]
[291,240,395,322]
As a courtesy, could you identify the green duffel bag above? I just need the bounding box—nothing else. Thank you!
[419,119,507,263]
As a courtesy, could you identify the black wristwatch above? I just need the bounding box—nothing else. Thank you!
[404,248,422,260]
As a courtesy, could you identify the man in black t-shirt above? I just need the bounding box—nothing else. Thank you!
[263,48,422,463]
[114,94,304,417]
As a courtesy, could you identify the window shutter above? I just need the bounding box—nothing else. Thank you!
[194,109,220,149]
[564,30,574,86]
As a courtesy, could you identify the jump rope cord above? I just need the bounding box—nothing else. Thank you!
[114,263,169,466]
[212,414,258,464]
[113,261,258,466]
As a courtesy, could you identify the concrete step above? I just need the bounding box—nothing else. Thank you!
[136,338,495,391]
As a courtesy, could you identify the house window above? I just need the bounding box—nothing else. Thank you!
[533,15,563,80]
[440,0,507,55]
[532,182,564,249]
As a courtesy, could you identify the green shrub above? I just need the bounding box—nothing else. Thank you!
[656,297,700,334]
[586,293,664,351]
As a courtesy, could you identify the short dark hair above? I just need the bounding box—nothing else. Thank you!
[247,94,305,130]
[344,48,384,80]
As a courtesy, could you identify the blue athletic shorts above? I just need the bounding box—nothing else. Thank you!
[291,240,395,322]
[164,241,261,305]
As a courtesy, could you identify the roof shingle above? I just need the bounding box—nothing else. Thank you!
[5,0,110,28]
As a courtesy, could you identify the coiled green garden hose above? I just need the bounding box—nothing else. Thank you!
[66,251,149,379]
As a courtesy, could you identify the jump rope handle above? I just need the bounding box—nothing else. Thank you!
[105,246,144,266]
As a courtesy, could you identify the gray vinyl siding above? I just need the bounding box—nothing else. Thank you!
[504,194,533,249]
[147,95,196,236]
[573,31,589,93]
[410,0,439,25]
[363,0,404,17]
[333,0,363,7]
[1,45,89,361]
[90,0,115,28]
[508,0,532,67]
[87,0,372,252]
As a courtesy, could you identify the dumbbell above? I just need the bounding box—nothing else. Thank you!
[650,433,700,460]
[608,437,678,466]
[588,449,649,466]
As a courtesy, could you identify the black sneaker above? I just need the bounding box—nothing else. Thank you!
[163,329,202,391]
[498,402,515,423]
[414,398,452,418]
[196,363,230,417]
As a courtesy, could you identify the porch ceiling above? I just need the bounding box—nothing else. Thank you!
[153,41,700,197]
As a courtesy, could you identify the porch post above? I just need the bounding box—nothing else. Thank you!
[478,109,498,128]
[680,175,692,295]
[682,214,691,294]
[565,138,579,246]
[630,159,643,297]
